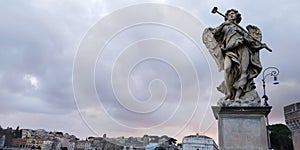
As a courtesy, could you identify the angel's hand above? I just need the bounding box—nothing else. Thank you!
[261,43,267,48]
[262,43,272,52]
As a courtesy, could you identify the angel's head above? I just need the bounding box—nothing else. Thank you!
[225,9,242,24]
[246,25,262,41]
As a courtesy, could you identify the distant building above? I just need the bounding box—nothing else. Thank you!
[11,138,27,148]
[69,140,76,150]
[182,134,218,150]
[145,143,159,150]
[41,140,53,150]
[284,102,300,150]
[75,140,92,150]
[148,136,159,143]
[142,135,149,146]
[36,129,47,137]
[0,135,5,148]
[21,129,32,139]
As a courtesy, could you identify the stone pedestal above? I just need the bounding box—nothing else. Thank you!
[212,106,271,150]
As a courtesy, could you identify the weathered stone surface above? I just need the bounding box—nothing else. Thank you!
[212,106,271,150]
[284,103,300,150]
[217,90,261,107]
[203,8,271,106]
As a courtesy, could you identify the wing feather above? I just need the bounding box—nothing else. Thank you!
[202,28,224,71]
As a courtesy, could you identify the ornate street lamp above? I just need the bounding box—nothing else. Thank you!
[262,66,280,106]
[261,66,280,150]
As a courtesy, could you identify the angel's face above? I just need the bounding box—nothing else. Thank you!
[249,29,262,41]
[227,11,237,22]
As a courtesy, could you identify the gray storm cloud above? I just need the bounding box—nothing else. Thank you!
[0,0,299,142]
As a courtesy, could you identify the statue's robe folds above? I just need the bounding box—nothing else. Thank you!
[202,24,262,100]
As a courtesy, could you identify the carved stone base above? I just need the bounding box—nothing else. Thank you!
[217,90,261,106]
[212,106,271,150]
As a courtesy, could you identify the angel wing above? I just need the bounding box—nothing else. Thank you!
[202,28,224,71]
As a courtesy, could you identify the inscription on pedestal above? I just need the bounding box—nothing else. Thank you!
[221,117,262,149]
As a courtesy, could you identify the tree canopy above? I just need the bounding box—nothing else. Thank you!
[270,124,293,150]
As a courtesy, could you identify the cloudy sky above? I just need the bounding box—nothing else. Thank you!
[1,0,300,144]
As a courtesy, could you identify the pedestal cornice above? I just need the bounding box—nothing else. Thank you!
[212,106,272,120]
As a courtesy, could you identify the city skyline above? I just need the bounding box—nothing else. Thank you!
[1,0,300,144]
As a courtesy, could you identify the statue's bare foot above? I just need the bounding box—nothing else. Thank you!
[224,94,231,100]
